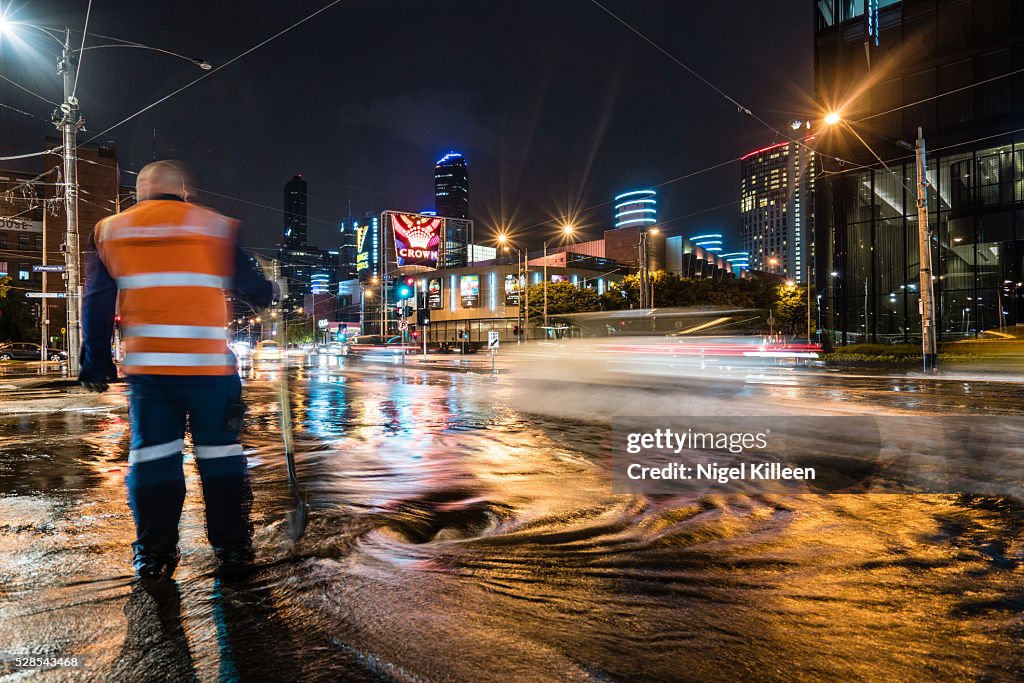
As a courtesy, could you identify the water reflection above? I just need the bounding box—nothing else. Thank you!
[0,363,1022,680]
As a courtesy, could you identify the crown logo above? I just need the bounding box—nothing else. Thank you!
[394,214,441,249]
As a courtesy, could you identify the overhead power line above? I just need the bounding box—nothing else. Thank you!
[0,73,60,106]
[81,0,346,145]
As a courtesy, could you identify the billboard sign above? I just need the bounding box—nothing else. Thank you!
[356,222,371,274]
[428,277,443,309]
[460,274,479,308]
[0,216,42,233]
[504,273,524,306]
[391,212,442,268]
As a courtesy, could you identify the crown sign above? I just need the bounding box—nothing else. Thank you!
[394,214,441,249]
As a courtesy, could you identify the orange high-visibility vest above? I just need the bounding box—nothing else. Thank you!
[95,199,238,376]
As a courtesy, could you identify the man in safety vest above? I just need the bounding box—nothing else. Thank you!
[79,160,274,580]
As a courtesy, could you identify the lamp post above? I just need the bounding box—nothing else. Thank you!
[497,233,525,346]
[638,227,660,310]
[542,224,574,335]
[0,18,211,374]
[824,112,936,369]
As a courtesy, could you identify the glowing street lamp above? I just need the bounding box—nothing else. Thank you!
[824,111,842,126]
[496,231,527,344]
[543,224,575,331]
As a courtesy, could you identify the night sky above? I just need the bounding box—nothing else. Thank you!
[0,1,815,254]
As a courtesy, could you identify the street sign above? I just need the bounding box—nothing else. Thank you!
[26,292,67,298]
[317,318,329,329]
[488,331,499,349]
[399,320,409,331]
[32,264,65,273]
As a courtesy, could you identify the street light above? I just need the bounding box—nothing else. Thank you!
[823,108,936,369]
[543,224,574,334]
[0,19,211,375]
[497,232,527,344]
[638,227,659,310]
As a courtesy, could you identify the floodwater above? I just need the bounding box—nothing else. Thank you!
[0,355,1022,681]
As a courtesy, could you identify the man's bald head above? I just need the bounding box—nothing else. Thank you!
[136,160,193,201]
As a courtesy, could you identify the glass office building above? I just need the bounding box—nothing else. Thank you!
[814,0,1024,342]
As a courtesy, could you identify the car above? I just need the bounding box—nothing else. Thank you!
[0,342,68,362]
[344,335,417,362]
[251,340,282,362]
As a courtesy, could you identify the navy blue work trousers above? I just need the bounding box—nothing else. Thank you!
[125,374,252,561]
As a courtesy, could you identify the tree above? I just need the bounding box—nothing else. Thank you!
[285,317,315,345]
[0,276,37,342]
[524,281,601,321]
[772,284,815,335]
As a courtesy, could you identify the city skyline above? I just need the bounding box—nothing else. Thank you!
[0,1,813,253]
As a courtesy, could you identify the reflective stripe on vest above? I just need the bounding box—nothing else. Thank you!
[122,324,228,340]
[123,352,236,367]
[117,272,231,290]
[97,222,233,243]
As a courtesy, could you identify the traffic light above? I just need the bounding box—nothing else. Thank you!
[512,325,519,336]
[393,276,415,301]
[417,309,430,326]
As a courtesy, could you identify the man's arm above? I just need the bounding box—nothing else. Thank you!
[232,246,274,310]
[79,245,119,386]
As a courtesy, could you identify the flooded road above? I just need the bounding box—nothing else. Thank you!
[0,359,1022,681]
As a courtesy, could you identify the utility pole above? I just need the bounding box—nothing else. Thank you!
[806,259,812,342]
[915,127,938,371]
[40,207,48,365]
[543,242,548,332]
[56,28,84,375]
[523,253,529,342]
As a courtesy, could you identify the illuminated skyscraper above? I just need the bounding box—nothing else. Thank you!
[614,189,657,229]
[283,174,307,248]
[435,152,469,219]
[740,140,815,279]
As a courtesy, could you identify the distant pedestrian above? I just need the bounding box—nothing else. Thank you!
[79,160,273,580]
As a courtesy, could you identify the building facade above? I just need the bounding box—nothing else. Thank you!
[0,144,123,347]
[741,140,816,280]
[434,152,469,219]
[815,0,1024,342]
[415,263,623,348]
[614,189,657,229]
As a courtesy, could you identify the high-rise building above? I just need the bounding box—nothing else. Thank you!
[283,174,307,248]
[338,217,358,281]
[740,140,815,279]
[815,0,1024,342]
[435,152,469,219]
[279,174,329,312]
[614,189,657,229]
